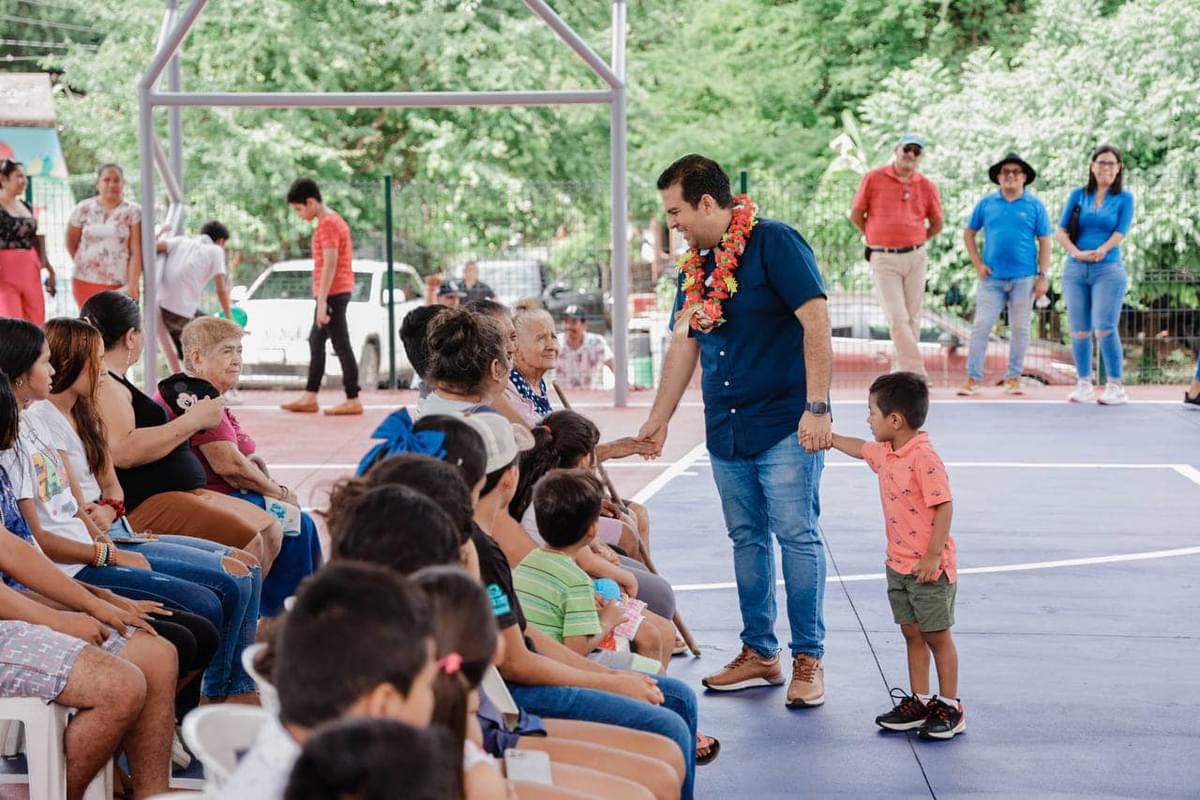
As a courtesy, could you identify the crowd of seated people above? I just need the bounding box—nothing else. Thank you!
[0,289,707,798]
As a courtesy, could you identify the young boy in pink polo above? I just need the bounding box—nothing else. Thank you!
[830,372,964,740]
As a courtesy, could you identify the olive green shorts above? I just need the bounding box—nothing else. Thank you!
[886,566,956,632]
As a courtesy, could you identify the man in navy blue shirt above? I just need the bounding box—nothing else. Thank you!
[638,155,834,708]
[958,153,1052,396]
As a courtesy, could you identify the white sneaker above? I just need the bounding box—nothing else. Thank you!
[171,729,192,769]
[1067,380,1096,403]
[1097,382,1128,405]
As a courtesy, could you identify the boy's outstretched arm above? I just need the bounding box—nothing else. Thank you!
[830,433,866,459]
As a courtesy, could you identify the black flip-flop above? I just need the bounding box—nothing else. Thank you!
[696,734,721,766]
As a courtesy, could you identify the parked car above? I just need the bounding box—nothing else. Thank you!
[453,258,610,331]
[827,294,1077,385]
[233,259,424,388]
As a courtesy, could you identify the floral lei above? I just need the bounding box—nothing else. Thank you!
[678,194,758,332]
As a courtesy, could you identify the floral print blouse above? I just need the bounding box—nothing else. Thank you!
[67,197,141,285]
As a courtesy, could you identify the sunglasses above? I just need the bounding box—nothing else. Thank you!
[902,145,923,156]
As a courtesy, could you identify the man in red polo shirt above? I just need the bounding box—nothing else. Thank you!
[850,133,944,377]
[280,177,363,415]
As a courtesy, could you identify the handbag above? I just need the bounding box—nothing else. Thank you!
[1066,198,1082,244]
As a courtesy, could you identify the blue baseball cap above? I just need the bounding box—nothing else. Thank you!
[898,133,926,149]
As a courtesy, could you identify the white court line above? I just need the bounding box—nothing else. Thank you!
[672,546,1200,592]
[630,442,709,505]
[1172,464,1200,487]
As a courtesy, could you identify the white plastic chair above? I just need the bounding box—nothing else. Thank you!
[181,704,272,790]
[239,643,279,714]
[0,697,112,800]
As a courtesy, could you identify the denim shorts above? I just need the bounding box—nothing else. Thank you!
[886,567,956,632]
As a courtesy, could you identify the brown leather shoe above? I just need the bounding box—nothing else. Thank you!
[280,397,319,413]
[786,653,825,707]
[701,645,784,692]
[323,398,364,416]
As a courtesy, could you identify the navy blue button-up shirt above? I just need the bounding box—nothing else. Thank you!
[671,218,826,460]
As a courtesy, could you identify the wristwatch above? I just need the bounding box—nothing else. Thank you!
[805,401,830,416]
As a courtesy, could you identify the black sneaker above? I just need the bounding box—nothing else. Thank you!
[918,697,965,740]
[875,688,928,731]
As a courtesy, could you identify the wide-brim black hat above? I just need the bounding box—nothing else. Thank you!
[989,152,1036,185]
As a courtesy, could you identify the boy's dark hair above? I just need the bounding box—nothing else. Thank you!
[400,304,448,379]
[656,154,733,209]
[364,454,475,546]
[327,482,460,571]
[532,468,604,549]
[869,372,929,429]
[285,718,459,800]
[411,415,488,489]
[199,220,230,243]
[286,177,322,205]
[274,562,431,728]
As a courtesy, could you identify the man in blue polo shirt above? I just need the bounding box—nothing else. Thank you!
[958,152,1052,396]
[638,154,834,708]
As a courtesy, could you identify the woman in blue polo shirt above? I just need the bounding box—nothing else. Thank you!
[1054,144,1135,405]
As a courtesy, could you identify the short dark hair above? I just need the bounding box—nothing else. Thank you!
[364,454,475,546]
[286,177,322,204]
[1086,144,1125,195]
[400,305,449,379]
[869,372,929,429]
[412,415,488,489]
[533,469,603,549]
[327,482,460,571]
[285,719,459,800]
[656,154,733,209]
[273,562,431,728]
[199,220,229,242]
[464,298,509,318]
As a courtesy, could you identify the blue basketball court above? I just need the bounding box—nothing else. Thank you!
[644,400,1200,799]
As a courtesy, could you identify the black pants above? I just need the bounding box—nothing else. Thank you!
[306,291,359,398]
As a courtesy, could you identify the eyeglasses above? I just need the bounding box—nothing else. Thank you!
[999,167,1025,176]
[902,145,923,156]
[1093,160,1120,167]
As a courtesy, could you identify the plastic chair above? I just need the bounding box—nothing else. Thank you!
[0,697,112,800]
[239,643,279,714]
[181,704,272,790]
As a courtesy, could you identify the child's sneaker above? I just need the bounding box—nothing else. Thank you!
[1097,382,1128,405]
[875,689,928,731]
[918,697,965,740]
[1067,379,1095,403]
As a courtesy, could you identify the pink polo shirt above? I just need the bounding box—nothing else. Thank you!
[861,432,956,582]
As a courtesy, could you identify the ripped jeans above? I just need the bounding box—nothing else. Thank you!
[113,528,262,698]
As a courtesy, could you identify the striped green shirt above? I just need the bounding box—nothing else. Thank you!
[513,548,602,643]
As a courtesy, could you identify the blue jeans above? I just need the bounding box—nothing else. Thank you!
[709,434,825,659]
[228,490,323,616]
[509,674,698,799]
[1062,258,1127,380]
[116,533,261,698]
[966,275,1036,381]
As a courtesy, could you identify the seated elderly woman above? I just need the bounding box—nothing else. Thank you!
[172,317,323,616]
[505,308,558,426]
[81,291,283,568]
[415,308,511,419]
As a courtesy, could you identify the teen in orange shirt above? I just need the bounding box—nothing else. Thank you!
[829,372,964,741]
[280,178,362,416]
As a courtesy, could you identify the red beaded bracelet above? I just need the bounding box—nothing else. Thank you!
[97,498,126,518]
